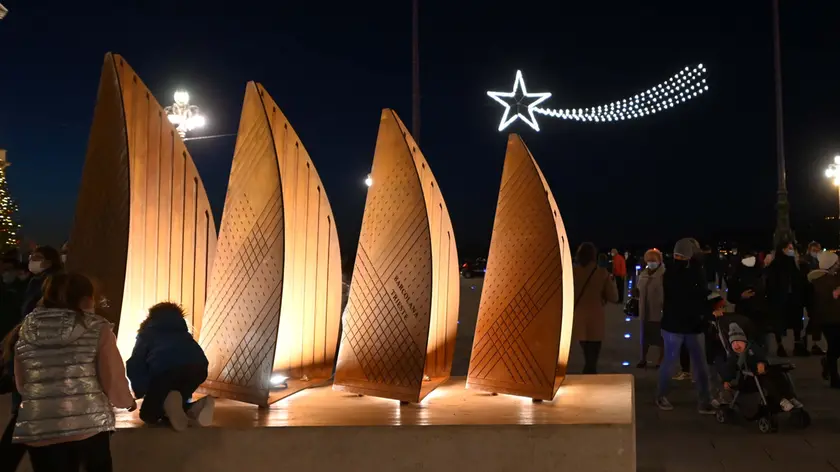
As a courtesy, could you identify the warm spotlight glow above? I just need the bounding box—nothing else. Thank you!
[270,374,288,386]
[365,174,373,187]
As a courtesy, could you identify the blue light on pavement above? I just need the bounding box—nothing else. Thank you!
[622,361,630,367]
[624,333,631,339]
[625,317,631,322]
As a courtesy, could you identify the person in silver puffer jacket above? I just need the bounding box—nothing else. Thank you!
[12,273,135,472]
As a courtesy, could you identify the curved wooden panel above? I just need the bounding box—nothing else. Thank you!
[198,83,342,406]
[67,53,217,360]
[333,109,459,403]
[466,134,574,400]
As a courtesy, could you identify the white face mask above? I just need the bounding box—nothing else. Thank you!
[28,260,45,275]
[741,256,756,268]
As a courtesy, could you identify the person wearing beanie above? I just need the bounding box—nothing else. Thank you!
[766,240,809,357]
[656,238,715,414]
[720,322,803,412]
[805,250,840,388]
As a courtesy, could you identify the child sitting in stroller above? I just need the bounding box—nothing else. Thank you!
[720,322,803,413]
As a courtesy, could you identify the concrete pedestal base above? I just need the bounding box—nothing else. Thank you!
[6,374,634,472]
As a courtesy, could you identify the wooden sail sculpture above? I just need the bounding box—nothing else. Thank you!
[333,109,459,403]
[466,134,574,400]
[198,83,342,406]
[67,53,217,359]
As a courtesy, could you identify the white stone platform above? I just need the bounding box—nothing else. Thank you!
[5,374,635,472]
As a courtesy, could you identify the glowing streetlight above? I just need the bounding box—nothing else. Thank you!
[164,90,205,138]
[364,174,373,187]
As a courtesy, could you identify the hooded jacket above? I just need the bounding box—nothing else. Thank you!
[13,308,132,444]
[806,269,840,327]
[126,307,208,398]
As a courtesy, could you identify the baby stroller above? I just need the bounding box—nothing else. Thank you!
[710,319,811,433]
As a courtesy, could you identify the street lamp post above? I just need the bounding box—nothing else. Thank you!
[772,0,794,246]
[824,156,840,244]
[163,90,205,138]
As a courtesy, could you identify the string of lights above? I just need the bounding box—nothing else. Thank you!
[487,63,709,131]
[534,64,708,122]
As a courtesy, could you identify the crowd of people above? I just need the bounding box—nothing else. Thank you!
[572,237,840,416]
[0,246,215,472]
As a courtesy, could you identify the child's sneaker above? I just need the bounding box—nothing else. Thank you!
[187,396,216,427]
[164,391,189,432]
[779,398,795,412]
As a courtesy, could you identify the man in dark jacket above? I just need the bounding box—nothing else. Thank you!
[726,249,770,342]
[802,241,821,272]
[656,238,714,414]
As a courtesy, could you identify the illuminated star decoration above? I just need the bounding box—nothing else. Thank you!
[487,70,552,132]
[488,64,709,132]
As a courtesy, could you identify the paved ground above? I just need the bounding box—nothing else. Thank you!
[454,278,840,472]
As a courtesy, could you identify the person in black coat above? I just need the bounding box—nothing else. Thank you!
[20,245,64,319]
[656,238,714,414]
[726,249,771,344]
[765,240,808,357]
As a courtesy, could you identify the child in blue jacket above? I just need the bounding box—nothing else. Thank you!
[126,302,213,431]
[721,322,803,412]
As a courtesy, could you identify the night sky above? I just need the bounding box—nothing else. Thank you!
[2,1,840,261]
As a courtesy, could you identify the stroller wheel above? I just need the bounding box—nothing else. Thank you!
[758,416,778,434]
[791,409,811,429]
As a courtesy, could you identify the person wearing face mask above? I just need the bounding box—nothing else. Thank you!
[656,238,715,414]
[802,241,822,272]
[636,249,665,368]
[726,248,770,345]
[21,245,64,320]
[805,251,840,388]
[765,240,808,357]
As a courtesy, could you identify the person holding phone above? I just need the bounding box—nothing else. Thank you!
[727,248,770,347]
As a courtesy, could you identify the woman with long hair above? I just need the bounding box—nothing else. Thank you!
[572,242,619,374]
[12,273,135,472]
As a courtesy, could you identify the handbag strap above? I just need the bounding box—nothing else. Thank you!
[575,267,599,308]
